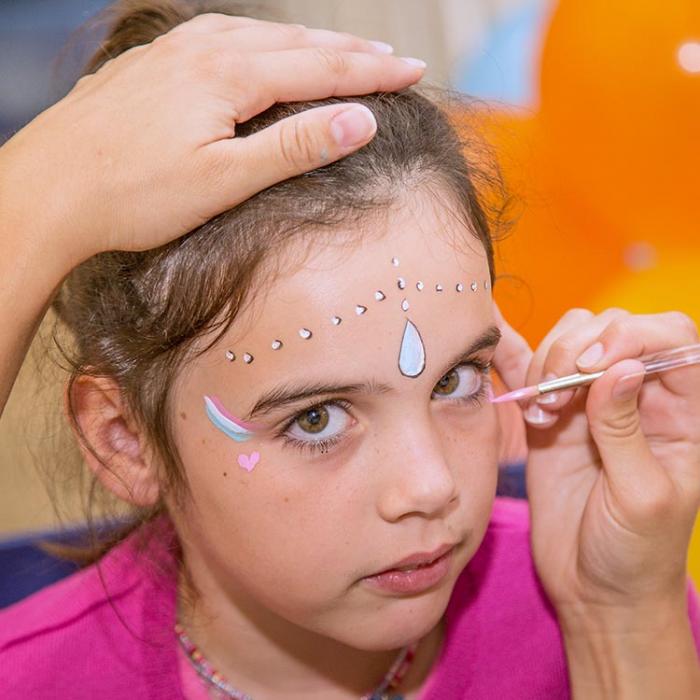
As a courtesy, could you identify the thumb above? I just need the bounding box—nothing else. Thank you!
[586,358,665,500]
[223,103,377,204]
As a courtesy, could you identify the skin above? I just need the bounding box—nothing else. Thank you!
[167,191,498,698]
[1,10,698,700]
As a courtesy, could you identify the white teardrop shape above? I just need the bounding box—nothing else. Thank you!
[391,257,400,267]
[243,353,254,364]
[401,299,410,312]
[374,290,386,301]
[331,316,342,326]
[225,350,236,361]
[456,283,464,293]
[398,319,426,378]
[397,277,406,290]
[271,340,283,350]
[416,281,424,291]
[299,328,312,339]
[356,305,367,315]
[470,281,478,292]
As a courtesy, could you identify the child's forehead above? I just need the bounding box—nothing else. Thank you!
[264,220,488,310]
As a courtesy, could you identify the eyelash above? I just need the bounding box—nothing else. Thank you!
[276,399,353,456]
[277,361,493,457]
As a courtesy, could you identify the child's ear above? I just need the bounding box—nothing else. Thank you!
[67,375,160,507]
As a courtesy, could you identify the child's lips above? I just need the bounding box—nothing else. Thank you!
[362,546,456,595]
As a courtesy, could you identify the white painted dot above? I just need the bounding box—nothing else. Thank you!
[397,277,406,290]
[225,350,235,361]
[356,305,367,315]
[374,290,386,301]
[401,299,410,312]
[678,41,700,73]
[243,353,254,364]
[331,316,342,326]
[271,340,283,350]
[391,257,400,267]
[299,328,312,339]
[416,281,424,291]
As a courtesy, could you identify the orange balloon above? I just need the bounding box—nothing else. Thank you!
[538,1,700,247]
[471,110,624,343]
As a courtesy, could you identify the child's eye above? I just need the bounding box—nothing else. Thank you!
[432,363,488,402]
[285,402,352,444]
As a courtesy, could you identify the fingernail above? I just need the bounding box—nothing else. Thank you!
[399,56,427,68]
[524,404,556,425]
[370,40,394,54]
[612,373,643,401]
[536,373,558,404]
[330,105,377,148]
[577,342,604,369]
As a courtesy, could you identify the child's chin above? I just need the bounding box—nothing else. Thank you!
[345,586,454,652]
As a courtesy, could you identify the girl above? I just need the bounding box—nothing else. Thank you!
[1,2,699,698]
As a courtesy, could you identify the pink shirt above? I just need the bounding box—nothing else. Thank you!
[2,498,699,699]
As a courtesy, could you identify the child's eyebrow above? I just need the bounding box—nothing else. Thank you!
[244,325,502,421]
[245,380,393,421]
[437,325,501,376]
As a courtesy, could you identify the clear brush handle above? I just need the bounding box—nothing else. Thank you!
[632,343,700,377]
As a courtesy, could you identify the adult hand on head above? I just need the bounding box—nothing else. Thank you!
[0,13,425,266]
[492,305,700,698]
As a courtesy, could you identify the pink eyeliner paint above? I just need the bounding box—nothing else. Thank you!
[491,342,700,404]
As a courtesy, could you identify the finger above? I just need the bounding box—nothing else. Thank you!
[233,49,426,121]
[491,304,533,392]
[169,13,266,34]
[521,309,594,426]
[213,24,394,55]
[585,358,676,524]
[535,308,628,411]
[573,312,700,398]
[211,103,378,203]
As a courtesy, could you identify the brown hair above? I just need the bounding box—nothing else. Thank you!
[49,0,507,564]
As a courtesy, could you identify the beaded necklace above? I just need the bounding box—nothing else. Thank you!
[175,622,418,700]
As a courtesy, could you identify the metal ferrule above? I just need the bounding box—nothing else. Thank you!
[537,370,606,394]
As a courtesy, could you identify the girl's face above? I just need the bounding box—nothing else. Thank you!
[171,190,500,651]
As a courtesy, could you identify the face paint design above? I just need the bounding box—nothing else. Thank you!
[221,252,491,371]
[237,450,260,472]
[398,319,426,378]
[204,395,256,443]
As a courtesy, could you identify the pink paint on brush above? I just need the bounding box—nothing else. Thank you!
[490,386,540,404]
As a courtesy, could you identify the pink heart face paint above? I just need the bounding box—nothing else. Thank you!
[238,451,260,472]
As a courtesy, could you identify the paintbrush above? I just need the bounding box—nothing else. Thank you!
[491,342,700,404]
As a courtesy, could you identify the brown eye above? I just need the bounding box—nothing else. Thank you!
[433,369,460,395]
[296,406,329,434]
[431,364,484,400]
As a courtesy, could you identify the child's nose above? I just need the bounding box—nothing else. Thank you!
[375,421,458,522]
